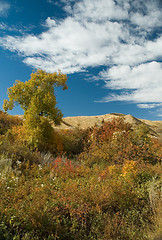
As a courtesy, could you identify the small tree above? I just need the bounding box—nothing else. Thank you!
[3,69,68,150]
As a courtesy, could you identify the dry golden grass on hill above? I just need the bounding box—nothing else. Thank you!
[17,113,162,140]
[52,113,162,139]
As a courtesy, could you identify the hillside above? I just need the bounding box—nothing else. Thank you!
[53,113,162,139]
[16,112,162,140]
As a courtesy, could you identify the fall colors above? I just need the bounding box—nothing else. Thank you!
[0,70,162,239]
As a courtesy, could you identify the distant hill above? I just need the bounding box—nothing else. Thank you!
[15,113,162,141]
[53,113,162,141]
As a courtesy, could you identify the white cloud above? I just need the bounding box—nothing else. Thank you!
[45,17,57,28]
[100,61,162,104]
[0,0,161,73]
[0,17,127,73]
[130,0,162,29]
[102,62,162,90]
[0,0,162,116]
[0,22,7,30]
[156,108,162,117]
[0,1,10,16]
[137,103,162,109]
[71,0,129,22]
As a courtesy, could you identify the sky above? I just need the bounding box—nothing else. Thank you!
[0,0,162,120]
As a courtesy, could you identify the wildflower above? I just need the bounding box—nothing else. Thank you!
[38,164,42,170]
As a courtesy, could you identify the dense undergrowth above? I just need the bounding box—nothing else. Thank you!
[0,111,161,240]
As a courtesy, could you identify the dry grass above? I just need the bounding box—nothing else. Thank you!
[16,113,162,141]
[52,113,162,140]
[146,176,162,240]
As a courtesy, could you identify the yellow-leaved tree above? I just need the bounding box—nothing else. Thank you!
[3,69,68,151]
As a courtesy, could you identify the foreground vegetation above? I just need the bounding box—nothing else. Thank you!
[0,110,162,240]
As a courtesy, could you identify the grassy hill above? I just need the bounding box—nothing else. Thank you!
[52,113,162,140]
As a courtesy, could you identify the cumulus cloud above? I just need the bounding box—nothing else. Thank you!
[71,0,129,21]
[0,0,161,72]
[0,16,128,73]
[0,0,162,116]
[100,62,162,103]
[130,0,162,28]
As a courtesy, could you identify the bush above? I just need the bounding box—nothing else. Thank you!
[60,128,88,156]
[0,157,161,240]
[0,116,161,239]
[0,140,41,171]
[0,110,22,136]
[79,119,161,167]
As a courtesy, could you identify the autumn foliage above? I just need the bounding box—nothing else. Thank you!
[0,71,162,239]
[0,113,162,239]
[79,119,162,166]
[3,69,67,150]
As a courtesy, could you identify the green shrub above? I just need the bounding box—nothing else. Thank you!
[0,140,41,171]
[60,128,88,157]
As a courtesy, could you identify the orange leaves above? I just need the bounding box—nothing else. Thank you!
[122,160,138,181]
[0,110,22,136]
[0,112,162,239]
[49,157,75,175]
[0,155,161,239]
[79,118,162,167]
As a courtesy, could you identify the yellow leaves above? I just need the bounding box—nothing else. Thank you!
[3,99,14,111]
[108,165,118,176]
[29,69,67,90]
[122,160,138,180]
[3,69,68,150]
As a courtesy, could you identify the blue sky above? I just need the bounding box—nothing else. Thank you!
[0,0,162,120]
